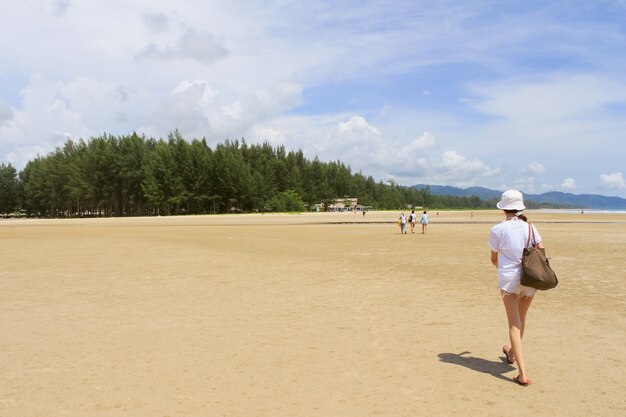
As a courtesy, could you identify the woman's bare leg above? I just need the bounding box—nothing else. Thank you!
[518,295,533,339]
[505,295,533,361]
[502,292,531,383]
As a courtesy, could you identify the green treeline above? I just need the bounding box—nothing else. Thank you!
[0,131,496,217]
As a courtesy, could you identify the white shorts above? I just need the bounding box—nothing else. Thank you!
[500,283,537,298]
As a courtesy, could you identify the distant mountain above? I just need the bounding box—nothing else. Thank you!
[411,184,626,210]
[412,184,501,200]
[524,191,626,210]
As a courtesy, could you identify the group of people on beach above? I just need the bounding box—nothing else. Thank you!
[398,210,428,234]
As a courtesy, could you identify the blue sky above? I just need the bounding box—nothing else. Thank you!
[1,0,625,197]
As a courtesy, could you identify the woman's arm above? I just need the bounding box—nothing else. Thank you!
[490,251,498,267]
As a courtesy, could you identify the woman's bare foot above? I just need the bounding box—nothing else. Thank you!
[502,345,515,364]
[513,375,531,386]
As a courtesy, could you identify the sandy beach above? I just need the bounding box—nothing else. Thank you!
[1,210,625,416]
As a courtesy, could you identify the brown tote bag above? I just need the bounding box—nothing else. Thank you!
[521,223,558,290]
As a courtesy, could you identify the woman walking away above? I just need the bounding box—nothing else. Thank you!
[420,211,428,234]
[399,212,407,234]
[488,190,544,386]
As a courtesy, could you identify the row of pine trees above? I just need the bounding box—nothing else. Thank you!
[0,131,494,217]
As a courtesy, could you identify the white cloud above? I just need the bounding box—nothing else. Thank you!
[338,115,381,136]
[441,150,481,172]
[0,75,131,166]
[404,132,435,152]
[171,80,216,97]
[600,172,626,189]
[464,74,626,144]
[331,116,388,165]
[247,114,343,156]
[469,75,624,121]
[542,184,557,191]
[143,12,169,33]
[147,80,214,137]
[561,178,577,191]
[420,150,500,187]
[422,89,431,96]
[508,177,538,194]
[249,113,393,176]
[2,76,90,139]
[0,101,14,124]
[141,79,303,141]
[4,144,54,167]
[249,125,285,144]
[524,162,545,174]
[220,100,243,120]
[137,28,228,65]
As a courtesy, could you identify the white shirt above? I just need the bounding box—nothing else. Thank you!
[488,217,542,291]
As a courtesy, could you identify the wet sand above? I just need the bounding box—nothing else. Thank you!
[1,210,625,416]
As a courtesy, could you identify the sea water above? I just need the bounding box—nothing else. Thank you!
[534,209,626,215]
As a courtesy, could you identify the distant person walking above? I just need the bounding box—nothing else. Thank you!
[409,210,417,233]
[399,212,407,234]
[420,211,428,234]
[488,190,545,387]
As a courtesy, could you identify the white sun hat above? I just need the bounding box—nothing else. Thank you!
[496,189,526,211]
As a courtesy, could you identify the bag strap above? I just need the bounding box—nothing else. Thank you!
[526,222,537,248]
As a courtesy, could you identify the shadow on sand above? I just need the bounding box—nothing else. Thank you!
[438,351,515,382]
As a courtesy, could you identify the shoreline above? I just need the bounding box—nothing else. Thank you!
[2,209,625,227]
